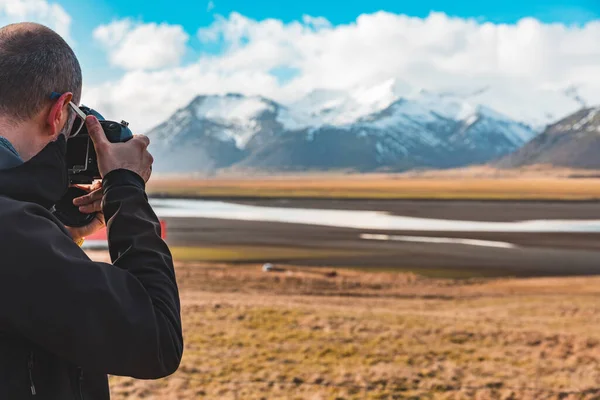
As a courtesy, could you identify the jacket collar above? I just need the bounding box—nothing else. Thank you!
[0,137,23,170]
[0,135,68,210]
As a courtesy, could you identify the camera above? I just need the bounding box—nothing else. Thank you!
[67,106,133,184]
[53,106,133,228]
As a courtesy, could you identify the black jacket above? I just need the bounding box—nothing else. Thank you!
[0,165,183,399]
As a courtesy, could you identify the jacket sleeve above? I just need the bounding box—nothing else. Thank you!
[0,169,183,379]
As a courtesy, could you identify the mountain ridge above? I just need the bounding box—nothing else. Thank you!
[497,107,600,169]
[148,89,538,174]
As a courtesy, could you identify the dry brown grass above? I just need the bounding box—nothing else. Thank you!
[82,249,600,400]
[147,173,600,200]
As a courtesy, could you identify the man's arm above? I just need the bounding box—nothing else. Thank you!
[103,168,183,377]
[0,116,183,379]
[0,172,182,378]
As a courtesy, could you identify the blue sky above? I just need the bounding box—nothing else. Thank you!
[3,0,598,131]
[59,0,599,84]
[65,0,599,28]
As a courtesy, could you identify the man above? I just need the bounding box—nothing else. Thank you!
[0,22,183,399]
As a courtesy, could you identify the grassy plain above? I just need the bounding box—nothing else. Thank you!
[147,173,600,200]
[110,171,600,398]
[170,246,366,263]
[168,246,520,278]
[83,250,600,400]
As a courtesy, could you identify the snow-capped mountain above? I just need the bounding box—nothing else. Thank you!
[149,94,296,172]
[235,93,537,171]
[498,107,600,169]
[289,79,408,126]
[148,89,538,173]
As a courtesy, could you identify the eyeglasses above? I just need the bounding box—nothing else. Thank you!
[67,101,87,138]
[50,91,87,138]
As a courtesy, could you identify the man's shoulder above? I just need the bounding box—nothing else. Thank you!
[0,195,57,226]
[0,196,72,252]
[0,195,49,211]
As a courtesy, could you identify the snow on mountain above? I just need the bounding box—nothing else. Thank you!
[148,94,283,173]
[473,106,536,145]
[348,91,536,155]
[409,90,477,121]
[234,91,538,172]
[193,95,272,147]
[148,88,539,173]
[151,94,271,148]
[406,92,536,145]
[294,88,538,149]
[554,107,600,133]
[359,98,448,147]
[151,93,316,150]
[289,79,406,126]
[189,94,277,149]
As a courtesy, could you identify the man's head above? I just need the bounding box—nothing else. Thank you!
[0,23,82,160]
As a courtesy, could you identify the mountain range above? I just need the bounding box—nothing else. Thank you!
[497,107,600,169]
[148,84,538,174]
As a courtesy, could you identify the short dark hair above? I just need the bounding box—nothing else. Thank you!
[0,23,82,122]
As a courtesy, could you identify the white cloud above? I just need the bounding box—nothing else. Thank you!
[301,15,331,30]
[207,0,215,12]
[85,11,600,133]
[93,19,189,70]
[0,0,71,39]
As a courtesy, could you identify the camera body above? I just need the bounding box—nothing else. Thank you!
[54,106,134,228]
[67,106,133,184]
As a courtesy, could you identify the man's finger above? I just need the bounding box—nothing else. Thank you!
[78,199,102,214]
[90,180,103,191]
[133,134,150,149]
[72,184,92,191]
[73,189,102,206]
[72,189,101,206]
[86,116,109,148]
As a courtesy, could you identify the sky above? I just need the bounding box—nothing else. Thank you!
[0,0,599,132]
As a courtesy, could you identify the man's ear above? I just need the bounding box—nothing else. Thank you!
[46,92,73,139]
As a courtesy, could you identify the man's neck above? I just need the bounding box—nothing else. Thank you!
[0,117,45,161]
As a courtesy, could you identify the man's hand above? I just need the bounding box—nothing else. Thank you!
[86,115,153,182]
[65,181,105,241]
